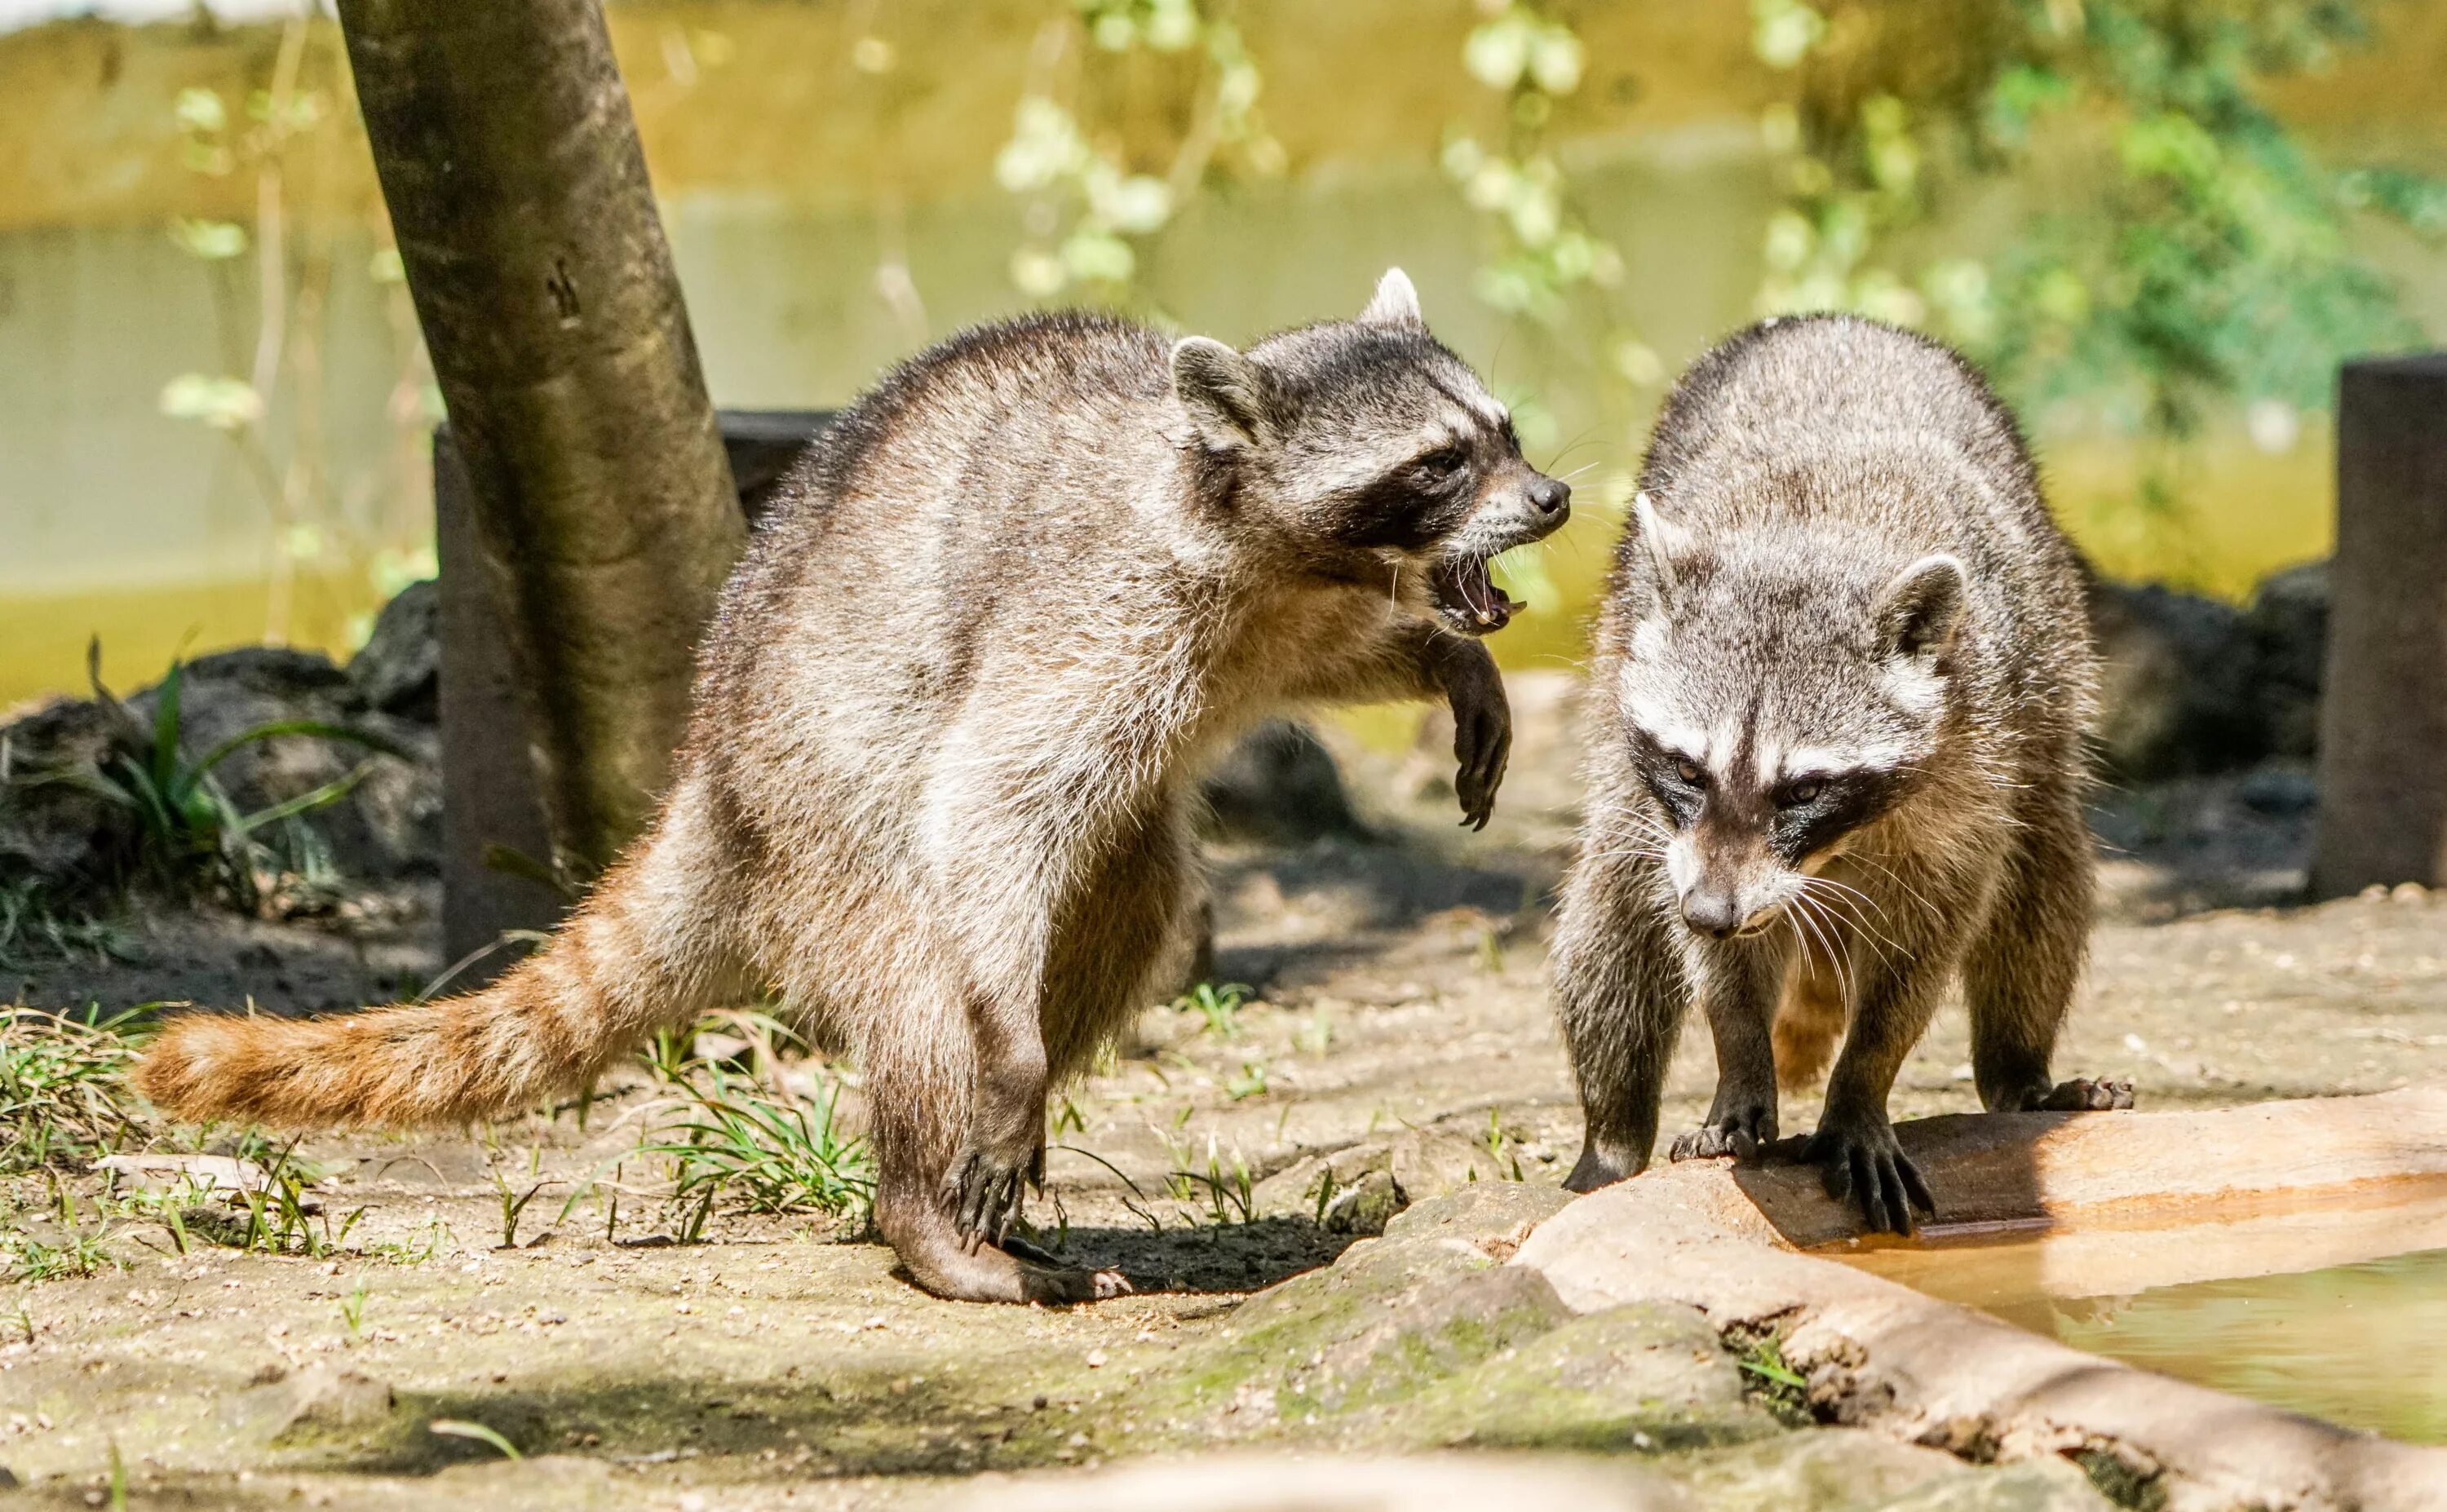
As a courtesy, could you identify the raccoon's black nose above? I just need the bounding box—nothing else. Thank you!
[1527,476,1572,519]
[1681,891,1741,939]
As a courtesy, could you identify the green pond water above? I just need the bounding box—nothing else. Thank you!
[1846,1237,2447,1444]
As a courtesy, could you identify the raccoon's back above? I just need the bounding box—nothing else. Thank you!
[696,313,1184,719]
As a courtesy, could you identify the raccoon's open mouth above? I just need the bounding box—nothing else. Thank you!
[1431,554,1525,635]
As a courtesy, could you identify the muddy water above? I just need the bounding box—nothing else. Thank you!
[1834,1183,2447,1443]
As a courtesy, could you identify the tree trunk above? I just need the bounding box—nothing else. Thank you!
[337,0,745,882]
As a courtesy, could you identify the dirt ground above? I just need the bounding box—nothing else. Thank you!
[5,673,2445,1508]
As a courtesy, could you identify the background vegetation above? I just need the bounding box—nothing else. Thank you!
[2,0,2441,704]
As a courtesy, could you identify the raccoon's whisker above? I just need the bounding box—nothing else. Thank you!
[1791,891,1856,1006]
[1784,893,1847,1007]
[1795,878,1904,963]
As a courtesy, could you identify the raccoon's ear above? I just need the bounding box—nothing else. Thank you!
[1631,491,1695,604]
[1360,267,1426,329]
[1874,554,1969,661]
[1171,336,1274,452]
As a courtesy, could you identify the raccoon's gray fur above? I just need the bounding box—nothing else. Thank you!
[137,270,1571,1302]
[1552,314,2128,1232]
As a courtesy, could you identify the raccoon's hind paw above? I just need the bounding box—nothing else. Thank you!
[942,1145,1032,1253]
[2032,1076,2135,1112]
[1803,1114,1935,1236]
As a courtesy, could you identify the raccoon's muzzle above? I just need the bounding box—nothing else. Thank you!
[1430,475,1572,634]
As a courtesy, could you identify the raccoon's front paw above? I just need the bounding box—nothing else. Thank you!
[1670,1103,1777,1162]
[1802,1112,1934,1236]
[2031,1076,2135,1112]
[1429,636,1510,829]
[941,1142,1040,1253]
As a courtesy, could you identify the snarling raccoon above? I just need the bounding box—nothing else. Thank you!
[136,271,1571,1301]
[1553,315,2128,1232]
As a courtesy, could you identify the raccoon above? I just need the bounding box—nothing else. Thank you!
[136,271,1571,1302]
[1552,315,2129,1232]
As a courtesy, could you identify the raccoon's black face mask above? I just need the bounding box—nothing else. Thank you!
[1170,268,1573,636]
[1614,506,1968,938]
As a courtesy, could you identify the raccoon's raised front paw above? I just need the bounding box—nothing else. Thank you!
[1803,1112,1934,1236]
[1670,1103,1777,1162]
[941,1143,1037,1253]
[1434,639,1511,830]
[2031,1076,2135,1112]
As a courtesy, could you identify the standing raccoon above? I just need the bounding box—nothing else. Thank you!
[137,271,1570,1302]
[1553,315,2129,1232]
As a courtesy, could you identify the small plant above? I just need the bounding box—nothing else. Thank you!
[0,1224,123,1284]
[211,1139,362,1258]
[338,1273,370,1335]
[1166,1136,1256,1226]
[601,1012,876,1234]
[485,1143,554,1249]
[366,1218,450,1267]
[1733,1329,1812,1425]
[429,1418,523,1461]
[1173,981,1251,1041]
[0,882,135,972]
[29,644,409,908]
[0,1005,150,1173]
[1224,1058,1270,1101]
[1294,1006,1335,1057]
[1479,1107,1525,1182]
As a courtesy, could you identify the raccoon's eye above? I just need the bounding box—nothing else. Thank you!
[1675,759,1706,786]
[1781,779,1826,807]
[1414,446,1467,478]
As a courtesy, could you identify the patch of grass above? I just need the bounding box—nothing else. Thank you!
[1165,1135,1257,1226]
[0,1221,124,1283]
[1174,981,1251,1041]
[26,643,408,908]
[612,1011,875,1234]
[0,1004,150,1172]
[1477,1107,1525,1182]
[1225,1058,1271,1101]
[1731,1328,1812,1426]
[0,882,136,972]
[339,1272,370,1336]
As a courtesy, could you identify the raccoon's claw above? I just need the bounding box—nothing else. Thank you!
[2032,1076,2135,1112]
[1445,657,1511,831]
[1803,1115,1935,1236]
[942,1145,1032,1253]
[1670,1103,1777,1162]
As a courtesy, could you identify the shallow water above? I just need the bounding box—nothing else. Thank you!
[1834,1191,2447,1443]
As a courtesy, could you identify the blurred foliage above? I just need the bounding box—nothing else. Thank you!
[977,0,2440,557]
[154,15,437,649]
[998,0,1283,299]
[1745,0,2442,534]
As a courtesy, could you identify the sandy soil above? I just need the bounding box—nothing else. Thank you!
[5,673,2445,1507]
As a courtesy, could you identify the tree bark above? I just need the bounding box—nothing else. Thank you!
[337,0,744,882]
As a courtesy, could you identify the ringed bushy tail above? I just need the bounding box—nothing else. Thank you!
[133,790,733,1129]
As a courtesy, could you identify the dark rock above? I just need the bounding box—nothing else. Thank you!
[2086,580,2263,779]
[2244,559,2328,759]
[1201,720,1365,845]
[128,648,440,884]
[0,696,139,896]
[349,579,439,723]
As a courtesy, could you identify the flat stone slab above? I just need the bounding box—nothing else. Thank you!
[1516,1085,2447,1512]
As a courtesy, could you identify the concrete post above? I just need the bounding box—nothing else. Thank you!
[2310,355,2447,898]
